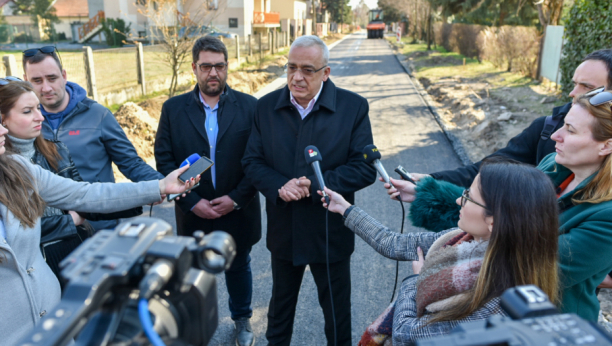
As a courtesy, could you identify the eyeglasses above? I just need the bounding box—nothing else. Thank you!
[460,188,487,209]
[0,76,23,86]
[23,46,57,57]
[196,62,227,73]
[284,64,327,77]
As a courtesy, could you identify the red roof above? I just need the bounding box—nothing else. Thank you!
[53,0,88,17]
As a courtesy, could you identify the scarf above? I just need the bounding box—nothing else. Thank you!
[415,228,488,317]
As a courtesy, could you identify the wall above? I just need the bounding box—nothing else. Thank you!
[271,0,307,21]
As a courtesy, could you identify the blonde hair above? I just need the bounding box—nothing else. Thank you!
[572,92,612,204]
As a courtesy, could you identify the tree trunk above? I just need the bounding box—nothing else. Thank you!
[426,6,431,50]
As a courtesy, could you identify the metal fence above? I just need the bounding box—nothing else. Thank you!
[0,32,290,106]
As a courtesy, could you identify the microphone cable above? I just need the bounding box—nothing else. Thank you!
[324,205,337,346]
[390,193,405,303]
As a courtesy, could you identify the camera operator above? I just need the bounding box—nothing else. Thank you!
[0,78,199,345]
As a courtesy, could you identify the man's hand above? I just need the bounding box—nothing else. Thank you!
[319,187,351,215]
[598,274,612,289]
[192,199,222,219]
[210,195,235,216]
[68,210,84,226]
[383,173,430,202]
[412,247,425,274]
[278,177,311,202]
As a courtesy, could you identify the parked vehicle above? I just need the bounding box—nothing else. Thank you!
[179,25,237,39]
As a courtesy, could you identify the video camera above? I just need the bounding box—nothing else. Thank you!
[18,217,236,346]
[417,285,612,346]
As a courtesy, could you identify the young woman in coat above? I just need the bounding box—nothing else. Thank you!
[0,77,199,345]
[320,159,560,345]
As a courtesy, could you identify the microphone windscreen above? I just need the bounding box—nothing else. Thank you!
[180,153,201,168]
[362,144,381,164]
[304,145,323,164]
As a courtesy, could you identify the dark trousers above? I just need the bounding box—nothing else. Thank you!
[265,256,352,346]
[225,246,253,320]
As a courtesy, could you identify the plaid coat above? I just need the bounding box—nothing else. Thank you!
[344,207,505,345]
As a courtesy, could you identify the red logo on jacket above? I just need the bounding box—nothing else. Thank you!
[69,130,80,135]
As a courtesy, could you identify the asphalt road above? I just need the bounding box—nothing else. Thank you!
[144,32,463,345]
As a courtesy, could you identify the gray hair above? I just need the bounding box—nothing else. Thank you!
[290,35,329,65]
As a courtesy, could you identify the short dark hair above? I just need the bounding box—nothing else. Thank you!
[192,36,228,63]
[583,49,612,89]
[22,51,63,74]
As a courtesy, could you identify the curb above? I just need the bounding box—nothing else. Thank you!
[253,33,354,99]
[390,43,473,166]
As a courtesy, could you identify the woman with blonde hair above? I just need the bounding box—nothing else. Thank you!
[0,77,199,345]
[320,158,559,345]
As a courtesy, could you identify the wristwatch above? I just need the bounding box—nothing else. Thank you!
[233,200,241,210]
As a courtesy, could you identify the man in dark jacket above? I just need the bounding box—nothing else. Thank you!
[242,35,376,346]
[23,47,163,231]
[154,36,261,346]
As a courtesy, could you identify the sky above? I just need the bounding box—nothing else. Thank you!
[348,0,378,9]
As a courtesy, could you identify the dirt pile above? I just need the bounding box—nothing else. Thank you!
[228,55,288,94]
[112,102,159,182]
[418,75,561,162]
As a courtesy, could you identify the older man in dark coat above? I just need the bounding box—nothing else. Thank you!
[155,36,261,346]
[242,35,376,346]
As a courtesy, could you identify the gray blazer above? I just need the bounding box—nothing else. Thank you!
[0,155,162,345]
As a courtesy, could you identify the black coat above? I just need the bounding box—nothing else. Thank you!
[155,85,261,252]
[242,79,376,265]
[431,102,571,187]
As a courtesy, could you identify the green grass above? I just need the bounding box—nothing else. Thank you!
[386,37,535,89]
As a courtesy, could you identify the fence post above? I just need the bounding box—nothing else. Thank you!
[248,34,252,57]
[275,30,279,51]
[235,35,240,65]
[82,46,98,101]
[3,55,18,76]
[136,42,146,96]
[268,32,272,54]
[270,31,275,54]
[285,31,288,47]
[258,32,263,61]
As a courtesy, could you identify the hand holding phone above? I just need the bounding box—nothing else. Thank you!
[168,156,214,202]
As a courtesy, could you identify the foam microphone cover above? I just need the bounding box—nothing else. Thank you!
[180,153,201,168]
[304,145,323,164]
[362,144,382,164]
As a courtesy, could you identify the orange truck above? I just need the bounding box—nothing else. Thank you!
[367,9,385,39]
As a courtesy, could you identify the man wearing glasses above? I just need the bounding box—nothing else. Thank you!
[22,46,164,232]
[154,36,261,346]
[242,35,376,346]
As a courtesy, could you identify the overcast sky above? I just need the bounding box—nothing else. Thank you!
[348,0,378,9]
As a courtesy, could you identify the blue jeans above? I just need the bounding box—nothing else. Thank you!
[225,247,253,320]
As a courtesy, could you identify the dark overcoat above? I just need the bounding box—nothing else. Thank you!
[242,79,376,265]
[155,85,261,252]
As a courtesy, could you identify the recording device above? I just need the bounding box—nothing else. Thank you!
[167,154,213,202]
[305,145,329,204]
[19,217,236,346]
[362,144,391,185]
[417,285,612,346]
[394,165,416,184]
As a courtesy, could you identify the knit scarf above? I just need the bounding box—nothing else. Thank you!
[415,228,488,317]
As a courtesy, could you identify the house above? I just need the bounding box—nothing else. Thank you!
[270,0,308,38]
[52,0,89,41]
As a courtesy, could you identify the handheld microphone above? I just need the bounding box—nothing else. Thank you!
[363,144,392,185]
[304,145,329,204]
[168,153,202,202]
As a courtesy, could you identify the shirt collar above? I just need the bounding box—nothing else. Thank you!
[198,90,224,110]
[290,81,324,111]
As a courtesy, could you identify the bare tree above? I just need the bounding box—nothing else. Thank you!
[136,0,222,97]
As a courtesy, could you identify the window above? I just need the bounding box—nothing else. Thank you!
[229,18,238,28]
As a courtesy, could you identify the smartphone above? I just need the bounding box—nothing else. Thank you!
[394,165,416,184]
[179,156,213,183]
[167,156,213,202]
